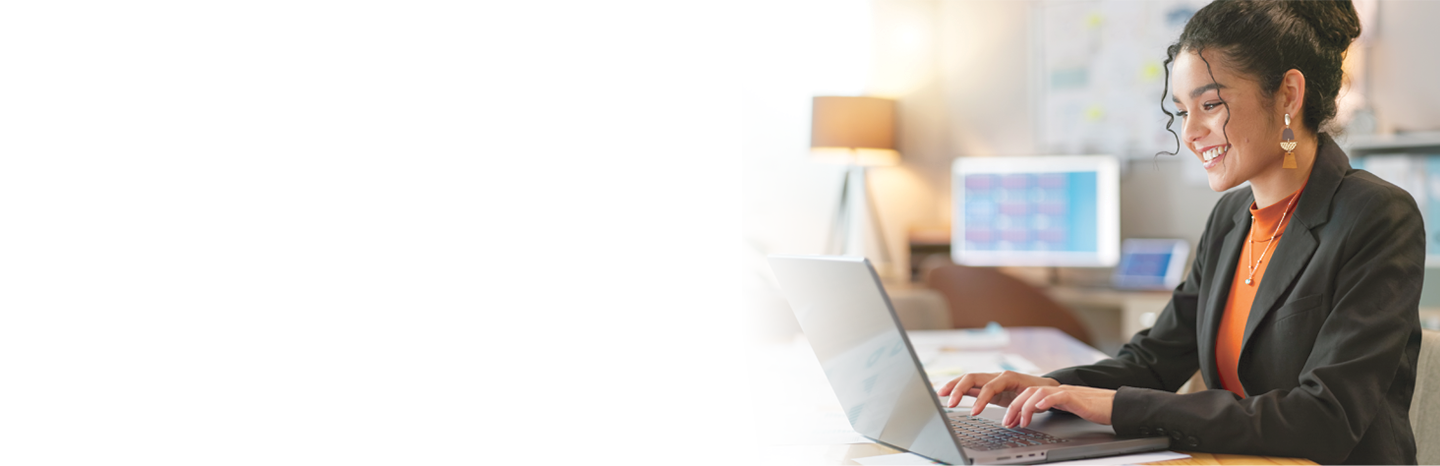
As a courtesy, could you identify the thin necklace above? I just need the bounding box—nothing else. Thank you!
[1246,193,1299,286]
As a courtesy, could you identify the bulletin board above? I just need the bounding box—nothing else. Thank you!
[1036,0,1211,158]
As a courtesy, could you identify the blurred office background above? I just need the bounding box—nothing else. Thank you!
[745,0,1440,355]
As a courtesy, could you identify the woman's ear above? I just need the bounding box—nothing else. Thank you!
[1280,69,1307,118]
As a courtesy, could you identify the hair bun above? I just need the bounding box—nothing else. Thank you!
[1287,0,1362,50]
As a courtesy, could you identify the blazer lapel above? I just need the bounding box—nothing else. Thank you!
[1198,203,1251,390]
[1238,133,1348,369]
[1239,224,1319,354]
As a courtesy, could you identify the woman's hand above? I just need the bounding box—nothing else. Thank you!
[1003,385,1116,429]
[937,371,1061,416]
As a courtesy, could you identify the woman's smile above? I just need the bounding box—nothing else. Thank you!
[1199,144,1230,169]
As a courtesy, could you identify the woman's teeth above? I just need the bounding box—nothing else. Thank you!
[1202,145,1229,162]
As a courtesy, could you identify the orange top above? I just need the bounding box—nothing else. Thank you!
[1215,183,1306,398]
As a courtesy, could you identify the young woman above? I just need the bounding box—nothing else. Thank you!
[938,1,1423,464]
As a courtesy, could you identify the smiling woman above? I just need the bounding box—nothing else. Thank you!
[1156,0,1360,206]
[938,1,1426,464]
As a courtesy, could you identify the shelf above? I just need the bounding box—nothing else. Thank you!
[1340,131,1440,156]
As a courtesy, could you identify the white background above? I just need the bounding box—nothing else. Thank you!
[0,1,747,464]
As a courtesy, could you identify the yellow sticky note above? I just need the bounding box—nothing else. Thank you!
[1086,13,1103,29]
[1141,62,1162,82]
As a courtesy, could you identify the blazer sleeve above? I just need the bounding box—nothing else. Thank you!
[1041,199,1216,392]
[1107,188,1425,464]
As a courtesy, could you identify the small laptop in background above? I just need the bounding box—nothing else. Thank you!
[768,254,1168,465]
[1111,239,1189,291]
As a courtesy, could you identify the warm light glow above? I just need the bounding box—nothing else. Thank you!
[810,96,899,166]
[867,6,934,98]
[810,147,901,166]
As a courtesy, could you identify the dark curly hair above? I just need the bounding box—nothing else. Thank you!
[1156,0,1362,157]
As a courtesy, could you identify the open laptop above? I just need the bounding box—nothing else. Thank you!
[1112,239,1190,291]
[767,255,1168,464]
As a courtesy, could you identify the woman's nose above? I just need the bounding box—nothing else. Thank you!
[1182,114,1207,146]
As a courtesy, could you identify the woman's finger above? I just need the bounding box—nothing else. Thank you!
[1034,391,1061,412]
[944,373,990,405]
[1012,387,1037,428]
[969,375,1007,416]
[1004,386,1039,427]
[938,375,962,396]
[946,374,983,408]
[1020,388,1059,428]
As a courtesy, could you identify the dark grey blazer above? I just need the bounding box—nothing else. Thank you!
[1046,133,1424,464]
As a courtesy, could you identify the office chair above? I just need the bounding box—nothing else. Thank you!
[924,264,1093,346]
[1411,329,1440,465]
[743,287,956,337]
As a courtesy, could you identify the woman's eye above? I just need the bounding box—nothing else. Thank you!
[1202,102,1223,111]
[1176,111,1189,118]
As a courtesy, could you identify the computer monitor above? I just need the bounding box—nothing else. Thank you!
[951,155,1120,267]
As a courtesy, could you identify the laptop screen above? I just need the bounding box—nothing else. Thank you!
[768,255,966,465]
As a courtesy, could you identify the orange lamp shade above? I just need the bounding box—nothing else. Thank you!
[810,96,899,166]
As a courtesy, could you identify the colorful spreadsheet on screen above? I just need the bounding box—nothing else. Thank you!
[961,172,1098,253]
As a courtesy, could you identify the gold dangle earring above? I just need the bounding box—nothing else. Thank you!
[1280,113,1297,169]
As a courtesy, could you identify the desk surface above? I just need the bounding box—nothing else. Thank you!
[752,327,1316,465]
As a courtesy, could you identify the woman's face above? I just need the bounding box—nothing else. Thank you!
[1170,50,1283,193]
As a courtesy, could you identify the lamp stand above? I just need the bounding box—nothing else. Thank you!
[826,164,892,267]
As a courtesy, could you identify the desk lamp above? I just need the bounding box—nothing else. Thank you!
[810,96,899,265]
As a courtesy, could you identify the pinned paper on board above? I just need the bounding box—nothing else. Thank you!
[1038,0,1211,158]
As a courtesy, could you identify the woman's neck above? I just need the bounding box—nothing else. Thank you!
[1249,132,1319,208]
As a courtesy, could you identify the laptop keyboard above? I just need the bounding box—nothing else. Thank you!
[947,414,1069,451]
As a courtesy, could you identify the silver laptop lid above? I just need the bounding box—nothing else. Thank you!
[768,255,966,465]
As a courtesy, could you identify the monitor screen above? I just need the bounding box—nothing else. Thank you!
[1351,154,1440,267]
[951,155,1120,267]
